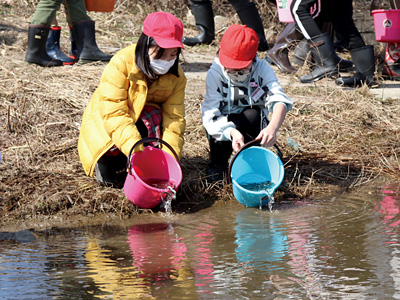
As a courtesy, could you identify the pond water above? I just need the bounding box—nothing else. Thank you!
[1,182,399,300]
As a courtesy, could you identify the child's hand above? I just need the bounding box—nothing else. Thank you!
[231,129,245,152]
[256,126,277,148]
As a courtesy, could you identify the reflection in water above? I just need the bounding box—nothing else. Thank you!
[85,222,189,299]
[2,183,400,299]
[376,184,400,298]
[379,185,400,239]
[0,230,95,300]
[127,223,187,276]
[190,215,218,295]
[234,209,288,272]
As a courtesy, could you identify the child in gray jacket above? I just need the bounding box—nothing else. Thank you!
[201,24,293,182]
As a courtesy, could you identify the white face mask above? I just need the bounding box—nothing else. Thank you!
[149,57,176,75]
[226,69,251,83]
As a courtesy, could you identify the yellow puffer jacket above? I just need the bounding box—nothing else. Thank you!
[78,44,186,176]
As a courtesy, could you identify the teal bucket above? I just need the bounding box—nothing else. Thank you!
[228,140,284,208]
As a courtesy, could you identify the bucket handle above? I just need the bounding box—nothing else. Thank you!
[227,139,283,183]
[126,137,179,175]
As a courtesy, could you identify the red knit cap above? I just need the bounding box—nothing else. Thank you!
[143,11,184,49]
[219,24,258,69]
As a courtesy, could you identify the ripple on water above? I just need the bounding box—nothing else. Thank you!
[1,183,400,299]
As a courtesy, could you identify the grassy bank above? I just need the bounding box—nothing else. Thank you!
[0,0,399,228]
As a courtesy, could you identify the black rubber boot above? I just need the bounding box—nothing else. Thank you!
[336,45,378,88]
[294,37,353,71]
[335,54,354,71]
[234,1,269,51]
[68,26,77,60]
[182,0,215,46]
[25,25,63,67]
[72,20,113,64]
[46,26,76,65]
[300,33,338,83]
[293,38,311,66]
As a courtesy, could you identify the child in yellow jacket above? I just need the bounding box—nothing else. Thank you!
[78,11,186,187]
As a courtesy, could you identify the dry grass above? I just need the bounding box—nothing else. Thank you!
[0,0,399,227]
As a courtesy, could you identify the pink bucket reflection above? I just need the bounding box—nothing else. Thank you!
[377,184,400,243]
[127,223,187,276]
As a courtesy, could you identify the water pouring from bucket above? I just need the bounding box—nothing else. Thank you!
[124,137,182,209]
[228,140,284,208]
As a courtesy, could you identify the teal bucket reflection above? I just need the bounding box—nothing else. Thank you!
[229,141,284,208]
[234,208,288,271]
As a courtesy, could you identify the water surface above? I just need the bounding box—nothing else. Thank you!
[1,183,399,299]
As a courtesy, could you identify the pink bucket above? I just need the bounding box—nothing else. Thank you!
[276,0,294,23]
[371,9,400,42]
[123,138,182,209]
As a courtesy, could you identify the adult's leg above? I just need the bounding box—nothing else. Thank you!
[382,0,400,80]
[382,43,400,80]
[267,23,303,73]
[293,20,353,71]
[182,0,215,46]
[31,0,64,26]
[292,17,329,65]
[291,0,338,82]
[229,0,269,51]
[331,0,364,51]
[64,0,88,23]
[291,0,321,40]
[46,17,77,65]
[26,0,65,66]
[333,0,377,87]
[66,0,112,63]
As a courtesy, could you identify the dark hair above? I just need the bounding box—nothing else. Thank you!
[135,33,181,79]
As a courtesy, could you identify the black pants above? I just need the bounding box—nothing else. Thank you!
[95,119,149,188]
[291,0,365,50]
[190,0,256,10]
[207,107,262,168]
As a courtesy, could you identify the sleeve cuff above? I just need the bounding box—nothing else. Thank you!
[223,127,235,141]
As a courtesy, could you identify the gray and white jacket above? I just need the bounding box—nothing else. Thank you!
[201,56,293,141]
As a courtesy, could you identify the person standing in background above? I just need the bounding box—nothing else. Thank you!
[371,0,400,80]
[25,0,112,67]
[291,0,378,87]
[45,2,77,65]
[183,0,269,51]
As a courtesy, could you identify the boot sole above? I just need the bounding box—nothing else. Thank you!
[300,70,338,83]
[267,54,297,74]
[26,60,63,67]
[77,59,109,65]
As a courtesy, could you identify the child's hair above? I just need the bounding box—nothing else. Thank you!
[135,33,181,79]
